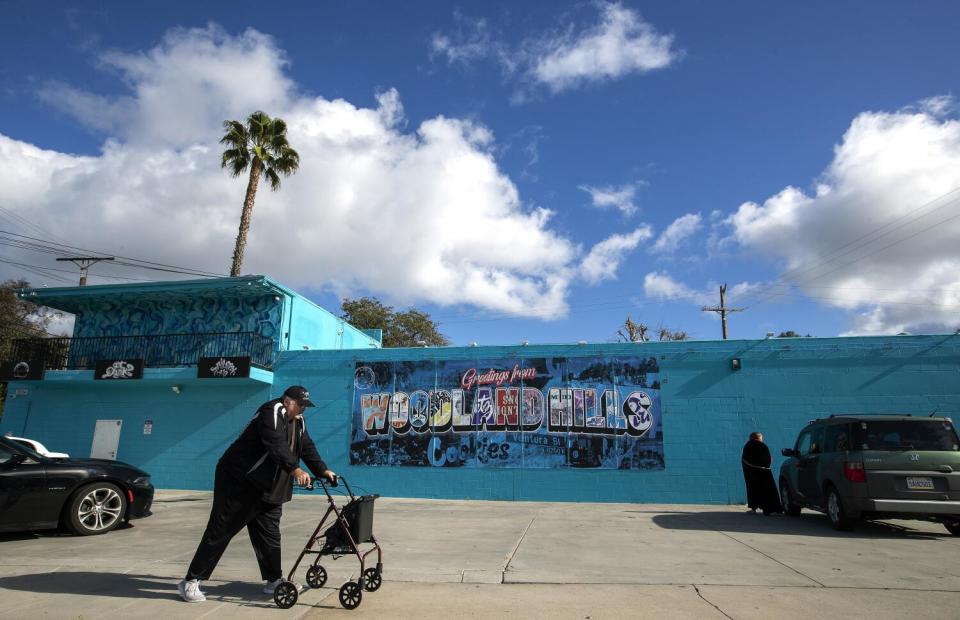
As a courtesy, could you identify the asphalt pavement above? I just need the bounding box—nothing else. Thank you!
[1,490,958,619]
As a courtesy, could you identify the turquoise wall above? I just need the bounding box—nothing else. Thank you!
[283,295,380,352]
[2,335,957,503]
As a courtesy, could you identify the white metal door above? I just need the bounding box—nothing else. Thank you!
[90,419,123,460]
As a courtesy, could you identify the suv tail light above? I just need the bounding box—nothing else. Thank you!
[844,461,866,483]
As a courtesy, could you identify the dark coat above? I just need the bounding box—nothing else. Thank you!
[219,398,329,504]
[741,439,782,513]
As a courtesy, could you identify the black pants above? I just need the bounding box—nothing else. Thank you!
[185,465,284,582]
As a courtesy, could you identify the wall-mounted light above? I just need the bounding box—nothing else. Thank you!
[730,358,741,371]
[171,385,182,395]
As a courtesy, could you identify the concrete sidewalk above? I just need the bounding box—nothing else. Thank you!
[0,490,958,619]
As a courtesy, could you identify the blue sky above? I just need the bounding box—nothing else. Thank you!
[1,1,959,344]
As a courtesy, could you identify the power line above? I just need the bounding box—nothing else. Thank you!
[737,186,960,308]
[0,256,159,283]
[701,283,744,339]
[0,205,73,246]
[55,256,114,286]
[0,230,226,278]
[749,205,960,311]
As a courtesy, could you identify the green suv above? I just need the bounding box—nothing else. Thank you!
[778,415,960,534]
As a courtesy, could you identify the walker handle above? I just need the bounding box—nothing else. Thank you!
[307,475,339,491]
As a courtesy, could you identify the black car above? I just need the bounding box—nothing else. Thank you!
[0,436,154,535]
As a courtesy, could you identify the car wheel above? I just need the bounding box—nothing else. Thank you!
[945,521,960,536]
[825,486,855,531]
[65,482,127,535]
[779,480,802,516]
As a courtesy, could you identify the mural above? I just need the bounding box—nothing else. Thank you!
[350,356,664,470]
[68,295,282,368]
[72,295,282,339]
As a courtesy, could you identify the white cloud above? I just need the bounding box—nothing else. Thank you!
[530,2,680,92]
[643,272,707,305]
[430,2,679,97]
[643,272,759,307]
[429,14,496,67]
[0,25,589,320]
[579,182,642,216]
[580,225,652,285]
[726,98,960,334]
[651,212,702,253]
[40,26,294,148]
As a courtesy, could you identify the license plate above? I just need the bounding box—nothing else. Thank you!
[906,476,934,490]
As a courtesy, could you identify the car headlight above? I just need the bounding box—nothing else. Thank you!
[131,476,152,486]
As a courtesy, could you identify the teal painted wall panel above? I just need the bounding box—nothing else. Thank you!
[285,295,379,351]
[2,335,958,503]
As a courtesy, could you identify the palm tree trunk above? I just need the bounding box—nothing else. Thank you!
[230,159,262,277]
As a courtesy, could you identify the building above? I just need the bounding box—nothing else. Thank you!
[2,276,958,504]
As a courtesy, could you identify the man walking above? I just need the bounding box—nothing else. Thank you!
[178,385,336,602]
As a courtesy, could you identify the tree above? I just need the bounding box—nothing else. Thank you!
[657,326,689,341]
[340,297,449,348]
[618,316,690,342]
[617,316,649,343]
[0,279,59,352]
[220,111,300,277]
[776,331,811,338]
[0,279,62,419]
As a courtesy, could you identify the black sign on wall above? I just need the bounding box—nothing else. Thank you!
[198,356,252,379]
[95,359,145,380]
[0,359,45,381]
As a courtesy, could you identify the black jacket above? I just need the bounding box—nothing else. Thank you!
[219,398,329,504]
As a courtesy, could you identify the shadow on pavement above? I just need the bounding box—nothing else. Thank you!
[0,522,136,543]
[0,571,275,608]
[652,511,950,540]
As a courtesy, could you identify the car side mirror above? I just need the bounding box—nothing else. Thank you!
[781,448,798,457]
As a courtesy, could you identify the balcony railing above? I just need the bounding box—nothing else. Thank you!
[6,332,274,371]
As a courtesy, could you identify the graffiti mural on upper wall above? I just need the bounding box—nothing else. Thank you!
[349,356,664,470]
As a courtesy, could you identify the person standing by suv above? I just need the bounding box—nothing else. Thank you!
[177,386,337,603]
[742,432,783,515]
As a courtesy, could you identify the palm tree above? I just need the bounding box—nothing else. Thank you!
[220,111,300,277]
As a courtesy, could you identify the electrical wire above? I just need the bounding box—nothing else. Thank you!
[0,230,226,278]
[737,187,960,309]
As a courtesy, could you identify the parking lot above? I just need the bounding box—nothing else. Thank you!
[1,490,959,619]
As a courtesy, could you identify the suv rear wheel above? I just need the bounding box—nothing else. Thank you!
[779,479,802,516]
[826,485,855,531]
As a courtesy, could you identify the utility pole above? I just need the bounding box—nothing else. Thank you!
[56,256,114,286]
[701,283,744,340]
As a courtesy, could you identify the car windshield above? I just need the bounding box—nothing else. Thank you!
[852,420,960,451]
[0,437,46,461]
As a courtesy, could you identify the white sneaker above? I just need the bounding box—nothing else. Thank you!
[263,578,307,594]
[178,579,206,603]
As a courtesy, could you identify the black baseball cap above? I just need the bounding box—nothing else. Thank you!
[283,385,315,407]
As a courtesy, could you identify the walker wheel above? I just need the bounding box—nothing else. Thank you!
[338,581,363,609]
[274,581,299,609]
[362,567,382,591]
[306,565,327,588]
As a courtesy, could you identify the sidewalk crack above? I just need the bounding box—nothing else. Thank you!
[501,511,538,583]
[693,516,826,588]
[693,584,734,619]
